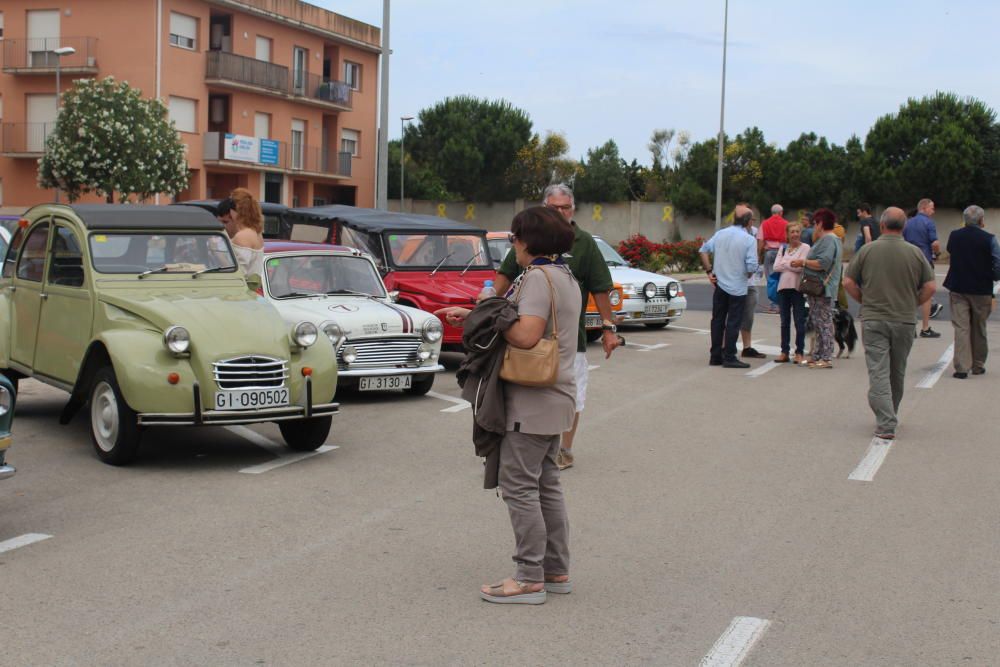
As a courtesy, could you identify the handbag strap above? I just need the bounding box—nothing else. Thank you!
[513,265,559,340]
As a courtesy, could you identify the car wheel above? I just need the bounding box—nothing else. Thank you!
[89,367,141,465]
[585,329,603,343]
[406,374,435,396]
[644,322,668,329]
[279,416,332,451]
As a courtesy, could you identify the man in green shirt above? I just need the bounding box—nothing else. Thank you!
[494,184,620,470]
[844,206,936,440]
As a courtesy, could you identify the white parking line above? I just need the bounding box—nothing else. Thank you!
[631,342,670,352]
[669,325,711,334]
[848,437,894,481]
[916,343,954,389]
[427,391,471,413]
[0,533,53,554]
[225,426,338,474]
[587,365,600,371]
[700,616,771,667]
[746,361,778,377]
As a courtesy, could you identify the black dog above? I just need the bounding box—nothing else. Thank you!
[806,306,858,358]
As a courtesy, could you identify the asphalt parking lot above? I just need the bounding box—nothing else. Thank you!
[2,301,999,665]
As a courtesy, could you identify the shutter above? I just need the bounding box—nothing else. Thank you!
[170,12,197,48]
[168,96,196,133]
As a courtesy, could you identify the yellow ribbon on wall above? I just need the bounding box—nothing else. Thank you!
[436,203,447,218]
[592,205,603,222]
[464,204,475,220]
[661,205,674,223]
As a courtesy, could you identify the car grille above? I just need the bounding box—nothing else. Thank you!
[339,336,422,369]
[213,356,289,389]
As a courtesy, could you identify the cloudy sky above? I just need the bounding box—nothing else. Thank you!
[316,0,1000,164]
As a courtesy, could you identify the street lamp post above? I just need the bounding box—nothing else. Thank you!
[399,115,413,211]
[714,0,729,231]
[52,46,76,204]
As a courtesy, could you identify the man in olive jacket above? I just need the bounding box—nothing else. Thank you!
[942,205,1000,378]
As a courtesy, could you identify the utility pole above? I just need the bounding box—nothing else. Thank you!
[714,0,729,230]
[375,0,390,209]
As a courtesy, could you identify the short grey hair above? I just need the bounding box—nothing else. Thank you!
[881,208,906,231]
[771,204,783,215]
[917,198,934,212]
[963,205,985,226]
[542,183,575,208]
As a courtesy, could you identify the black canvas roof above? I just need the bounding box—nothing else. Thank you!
[285,205,485,234]
[66,204,224,231]
[177,199,289,216]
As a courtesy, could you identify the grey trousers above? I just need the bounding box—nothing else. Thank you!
[862,320,915,433]
[950,292,992,373]
[498,430,569,582]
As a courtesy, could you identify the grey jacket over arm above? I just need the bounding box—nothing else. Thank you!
[456,297,519,489]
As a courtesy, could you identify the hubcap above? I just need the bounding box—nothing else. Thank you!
[91,381,120,453]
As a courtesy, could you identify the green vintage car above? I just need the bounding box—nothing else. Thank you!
[0,204,339,465]
[0,375,15,480]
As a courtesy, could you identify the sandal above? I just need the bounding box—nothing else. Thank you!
[480,578,546,605]
[808,360,833,369]
[545,575,572,594]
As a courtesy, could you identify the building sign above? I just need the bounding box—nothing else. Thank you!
[224,134,259,163]
[259,139,279,165]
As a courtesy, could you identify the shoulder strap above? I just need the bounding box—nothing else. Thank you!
[513,266,559,340]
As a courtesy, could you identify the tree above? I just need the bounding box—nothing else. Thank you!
[387,140,452,202]
[768,132,846,210]
[405,96,533,201]
[573,139,629,202]
[38,77,189,203]
[505,131,579,200]
[864,92,1000,208]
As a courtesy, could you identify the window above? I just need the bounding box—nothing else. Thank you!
[344,61,361,90]
[168,96,197,133]
[255,36,271,62]
[3,226,24,279]
[291,119,305,169]
[341,129,359,156]
[0,12,5,40]
[48,226,84,287]
[17,222,50,282]
[254,112,270,139]
[169,12,198,50]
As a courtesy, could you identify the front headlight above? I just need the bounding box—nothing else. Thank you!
[0,386,10,417]
[292,321,318,348]
[342,345,358,364]
[422,318,443,343]
[668,282,680,298]
[321,321,344,346]
[609,289,622,307]
[643,282,657,299]
[163,325,191,354]
[622,283,637,297]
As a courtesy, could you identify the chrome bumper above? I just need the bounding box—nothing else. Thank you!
[137,378,339,426]
[0,444,13,481]
[337,364,444,378]
[0,464,14,481]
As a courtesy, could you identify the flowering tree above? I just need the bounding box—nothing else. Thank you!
[38,77,189,203]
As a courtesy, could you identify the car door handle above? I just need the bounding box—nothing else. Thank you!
[40,293,48,300]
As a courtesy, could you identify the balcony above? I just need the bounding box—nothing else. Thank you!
[202,132,352,179]
[1,123,56,157]
[205,51,352,112]
[2,37,98,74]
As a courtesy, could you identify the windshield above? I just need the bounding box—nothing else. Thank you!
[487,238,512,264]
[89,232,237,274]
[594,237,629,267]
[386,233,490,270]
[264,254,386,299]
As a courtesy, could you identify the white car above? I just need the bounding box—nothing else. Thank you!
[261,242,444,395]
[593,236,687,329]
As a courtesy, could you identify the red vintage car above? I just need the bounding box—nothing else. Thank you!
[281,206,494,348]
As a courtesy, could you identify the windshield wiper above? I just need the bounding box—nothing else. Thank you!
[280,291,320,299]
[138,265,170,278]
[326,288,373,297]
[430,252,456,277]
[461,250,486,276]
[192,266,231,278]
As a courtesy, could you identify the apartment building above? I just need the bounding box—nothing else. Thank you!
[0,0,381,210]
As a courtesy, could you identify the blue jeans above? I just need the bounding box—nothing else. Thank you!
[710,287,746,362]
[778,288,807,355]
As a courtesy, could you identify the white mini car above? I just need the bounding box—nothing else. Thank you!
[261,242,444,395]
[593,236,687,329]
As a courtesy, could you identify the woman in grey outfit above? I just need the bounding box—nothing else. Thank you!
[437,206,581,604]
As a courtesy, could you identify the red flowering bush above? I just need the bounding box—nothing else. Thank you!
[617,235,704,273]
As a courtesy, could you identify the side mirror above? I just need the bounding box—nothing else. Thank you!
[245,273,263,295]
[387,290,399,303]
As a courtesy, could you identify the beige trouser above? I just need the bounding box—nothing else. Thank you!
[950,292,992,373]
[498,430,569,582]
[862,320,914,434]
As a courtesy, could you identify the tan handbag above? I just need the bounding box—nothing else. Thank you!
[499,267,560,387]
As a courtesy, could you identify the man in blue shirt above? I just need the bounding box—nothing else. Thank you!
[903,198,944,336]
[700,204,760,368]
